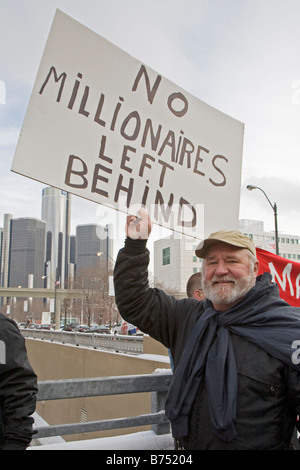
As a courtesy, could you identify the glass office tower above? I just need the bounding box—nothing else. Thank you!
[41,187,71,288]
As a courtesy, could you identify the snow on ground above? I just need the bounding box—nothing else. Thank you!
[28,430,174,450]
[29,411,174,450]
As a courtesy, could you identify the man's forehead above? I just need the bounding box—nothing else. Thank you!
[205,242,249,258]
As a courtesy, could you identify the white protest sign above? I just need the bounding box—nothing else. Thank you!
[12,9,244,239]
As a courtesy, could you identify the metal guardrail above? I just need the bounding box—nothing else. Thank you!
[35,372,173,438]
[21,328,143,354]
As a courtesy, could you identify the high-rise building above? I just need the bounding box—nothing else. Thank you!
[154,235,201,297]
[70,235,76,265]
[75,223,113,273]
[239,219,300,260]
[0,214,13,307]
[0,213,13,288]
[41,187,71,288]
[8,218,46,288]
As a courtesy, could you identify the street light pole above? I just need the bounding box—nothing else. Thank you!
[42,274,60,329]
[97,251,116,325]
[246,185,279,255]
[97,251,115,271]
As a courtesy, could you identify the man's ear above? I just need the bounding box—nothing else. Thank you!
[193,289,205,300]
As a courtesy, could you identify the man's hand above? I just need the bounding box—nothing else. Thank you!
[126,207,152,240]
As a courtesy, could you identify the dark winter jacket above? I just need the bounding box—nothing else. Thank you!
[0,313,38,450]
[114,238,300,450]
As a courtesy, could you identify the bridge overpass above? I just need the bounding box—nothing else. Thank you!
[0,286,85,328]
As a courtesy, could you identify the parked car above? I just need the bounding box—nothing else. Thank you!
[62,324,74,331]
[40,324,51,330]
[89,325,110,334]
[75,325,90,333]
[27,323,40,329]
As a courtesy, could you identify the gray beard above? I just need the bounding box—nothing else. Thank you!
[203,274,256,308]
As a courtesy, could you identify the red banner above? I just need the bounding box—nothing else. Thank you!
[256,248,300,307]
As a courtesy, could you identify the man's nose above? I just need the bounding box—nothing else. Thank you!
[214,261,229,275]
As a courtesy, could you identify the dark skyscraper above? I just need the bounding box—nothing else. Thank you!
[9,218,46,288]
[75,223,113,272]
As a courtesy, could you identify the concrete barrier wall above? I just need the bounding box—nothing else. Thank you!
[25,337,171,442]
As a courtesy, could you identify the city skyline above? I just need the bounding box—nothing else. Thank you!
[1,184,300,270]
[0,210,114,290]
[1,1,300,242]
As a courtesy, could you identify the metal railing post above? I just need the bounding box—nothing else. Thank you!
[151,372,172,435]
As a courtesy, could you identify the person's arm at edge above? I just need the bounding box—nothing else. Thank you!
[0,315,38,450]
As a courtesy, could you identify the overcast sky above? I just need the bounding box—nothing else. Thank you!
[1,0,300,257]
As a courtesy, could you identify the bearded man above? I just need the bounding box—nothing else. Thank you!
[114,208,300,450]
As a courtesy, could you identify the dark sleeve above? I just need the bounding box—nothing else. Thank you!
[288,368,300,417]
[0,315,38,449]
[114,238,185,350]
